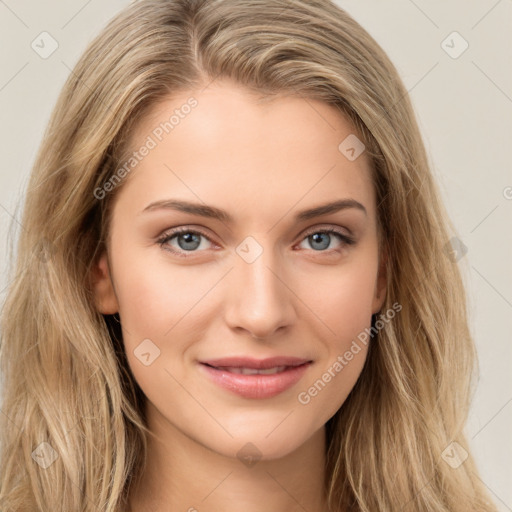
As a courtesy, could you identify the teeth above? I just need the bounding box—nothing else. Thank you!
[219,366,288,375]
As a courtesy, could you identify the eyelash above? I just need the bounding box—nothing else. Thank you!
[157,226,356,258]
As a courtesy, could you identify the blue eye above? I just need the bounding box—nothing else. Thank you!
[157,228,214,257]
[299,228,355,252]
[157,226,355,258]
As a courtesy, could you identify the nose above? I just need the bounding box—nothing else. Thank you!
[224,245,297,340]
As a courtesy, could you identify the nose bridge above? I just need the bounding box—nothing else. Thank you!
[225,236,296,338]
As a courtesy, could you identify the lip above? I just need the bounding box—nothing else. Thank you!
[201,356,310,369]
[198,356,312,399]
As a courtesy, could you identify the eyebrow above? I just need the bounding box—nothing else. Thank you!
[140,198,367,222]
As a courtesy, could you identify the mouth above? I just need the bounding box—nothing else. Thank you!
[198,356,313,399]
[203,365,291,375]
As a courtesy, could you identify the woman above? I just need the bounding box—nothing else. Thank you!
[0,0,498,511]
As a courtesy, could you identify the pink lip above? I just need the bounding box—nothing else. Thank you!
[198,356,312,399]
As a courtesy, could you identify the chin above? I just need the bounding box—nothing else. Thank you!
[207,424,318,464]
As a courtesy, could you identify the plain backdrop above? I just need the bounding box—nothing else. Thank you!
[0,1,511,509]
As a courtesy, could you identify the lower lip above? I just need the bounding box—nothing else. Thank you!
[199,362,312,399]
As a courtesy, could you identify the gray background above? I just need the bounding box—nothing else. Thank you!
[0,1,511,509]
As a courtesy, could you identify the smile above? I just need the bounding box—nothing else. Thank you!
[198,360,312,399]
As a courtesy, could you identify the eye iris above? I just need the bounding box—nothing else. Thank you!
[177,232,201,251]
[309,232,330,251]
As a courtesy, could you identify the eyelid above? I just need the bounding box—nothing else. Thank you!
[300,224,354,240]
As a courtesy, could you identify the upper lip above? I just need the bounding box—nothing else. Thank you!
[200,356,312,369]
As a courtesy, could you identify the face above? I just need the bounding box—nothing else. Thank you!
[92,79,386,461]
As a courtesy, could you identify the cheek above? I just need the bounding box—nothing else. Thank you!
[294,254,376,410]
[111,249,221,382]
[296,269,373,425]
[113,246,211,337]
[302,253,378,342]
[117,272,172,338]
[114,265,194,405]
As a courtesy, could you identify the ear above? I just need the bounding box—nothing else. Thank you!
[372,244,388,314]
[90,251,119,314]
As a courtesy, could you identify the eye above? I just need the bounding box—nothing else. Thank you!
[157,227,216,257]
[297,227,355,252]
[157,225,356,258]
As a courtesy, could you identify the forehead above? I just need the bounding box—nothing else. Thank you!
[114,80,376,224]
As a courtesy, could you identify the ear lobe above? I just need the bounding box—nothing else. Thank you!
[90,251,119,314]
[372,245,388,314]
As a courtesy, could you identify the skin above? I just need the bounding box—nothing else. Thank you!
[92,78,387,512]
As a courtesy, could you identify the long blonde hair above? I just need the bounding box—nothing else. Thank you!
[0,1,497,510]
